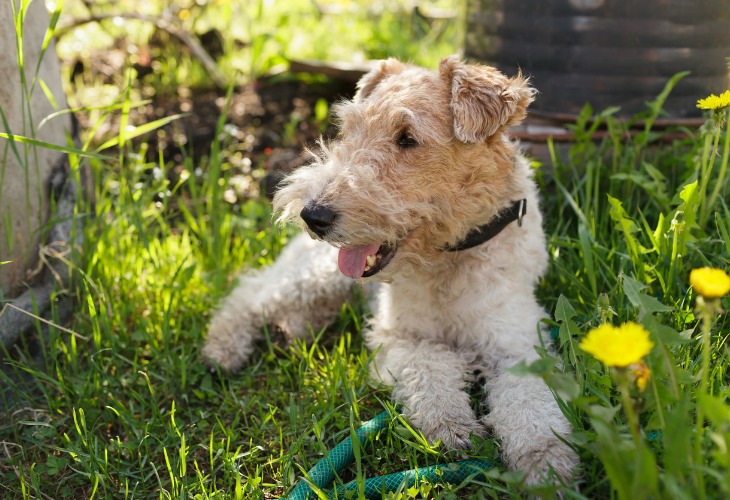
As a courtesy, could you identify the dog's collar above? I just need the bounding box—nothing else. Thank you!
[444,199,527,252]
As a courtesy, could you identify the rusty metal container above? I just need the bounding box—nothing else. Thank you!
[465,0,730,117]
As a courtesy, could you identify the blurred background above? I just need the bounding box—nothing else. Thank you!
[55,0,464,194]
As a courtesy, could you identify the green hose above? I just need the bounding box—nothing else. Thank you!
[283,410,493,499]
[328,458,493,499]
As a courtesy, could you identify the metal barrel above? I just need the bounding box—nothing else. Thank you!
[465,0,730,116]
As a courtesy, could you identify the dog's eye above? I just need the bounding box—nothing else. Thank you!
[396,132,417,149]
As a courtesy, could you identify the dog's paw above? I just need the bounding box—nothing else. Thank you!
[407,401,486,449]
[201,340,244,373]
[399,387,485,450]
[201,316,257,373]
[422,418,486,449]
[510,436,578,485]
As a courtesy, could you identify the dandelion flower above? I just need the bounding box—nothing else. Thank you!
[579,322,654,367]
[690,267,730,299]
[696,90,730,110]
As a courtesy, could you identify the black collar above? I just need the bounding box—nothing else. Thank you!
[444,199,527,252]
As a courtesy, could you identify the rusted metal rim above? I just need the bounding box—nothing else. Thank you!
[512,110,702,143]
[529,109,705,129]
[511,129,692,143]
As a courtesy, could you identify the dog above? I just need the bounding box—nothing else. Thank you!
[203,56,578,483]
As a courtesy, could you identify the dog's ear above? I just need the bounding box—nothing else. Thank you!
[439,55,535,143]
[354,58,406,102]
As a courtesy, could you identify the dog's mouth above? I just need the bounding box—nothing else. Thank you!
[337,242,397,279]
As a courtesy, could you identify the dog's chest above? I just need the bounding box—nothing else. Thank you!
[374,269,510,344]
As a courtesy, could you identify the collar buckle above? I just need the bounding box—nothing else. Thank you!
[517,199,526,227]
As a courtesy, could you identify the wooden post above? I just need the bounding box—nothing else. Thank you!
[0,0,73,298]
[0,0,78,348]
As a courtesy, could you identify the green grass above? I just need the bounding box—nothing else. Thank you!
[2,1,730,499]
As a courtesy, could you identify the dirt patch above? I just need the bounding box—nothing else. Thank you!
[72,51,358,199]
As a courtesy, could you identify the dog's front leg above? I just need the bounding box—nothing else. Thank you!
[483,369,578,483]
[203,233,353,372]
[371,338,485,449]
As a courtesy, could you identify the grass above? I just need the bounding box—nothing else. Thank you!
[2,1,730,499]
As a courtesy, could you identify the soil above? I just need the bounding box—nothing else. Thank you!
[137,76,358,198]
[71,47,359,200]
[69,40,355,198]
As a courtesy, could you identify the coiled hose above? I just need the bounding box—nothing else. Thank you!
[283,410,493,499]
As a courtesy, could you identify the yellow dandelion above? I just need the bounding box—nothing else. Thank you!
[630,362,651,392]
[697,90,730,110]
[579,322,654,368]
[690,267,730,299]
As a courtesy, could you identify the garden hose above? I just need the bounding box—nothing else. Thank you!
[326,458,494,499]
[283,410,494,499]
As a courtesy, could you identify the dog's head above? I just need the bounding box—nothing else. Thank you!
[273,55,535,281]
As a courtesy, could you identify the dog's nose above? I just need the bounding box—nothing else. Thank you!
[300,204,337,237]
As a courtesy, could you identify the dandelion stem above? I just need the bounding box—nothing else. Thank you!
[705,109,730,224]
[699,124,722,227]
[618,375,640,445]
[618,373,645,496]
[693,297,715,499]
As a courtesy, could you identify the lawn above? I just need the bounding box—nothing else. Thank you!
[1,1,730,499]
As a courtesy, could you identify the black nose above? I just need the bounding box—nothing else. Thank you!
[300,204,337,237]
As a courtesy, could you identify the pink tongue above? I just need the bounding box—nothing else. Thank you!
[338,244,381,279]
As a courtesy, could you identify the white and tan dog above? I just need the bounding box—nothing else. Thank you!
[203,56,578,483]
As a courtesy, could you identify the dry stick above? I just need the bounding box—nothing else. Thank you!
[0,303,88,341]
[4,438,55,500]
[0,285,51,348]
[56,13,228,89]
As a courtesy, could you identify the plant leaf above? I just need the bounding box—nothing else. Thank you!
[0,131,113,161]
[96,114,187,151]
[622,274,671,319]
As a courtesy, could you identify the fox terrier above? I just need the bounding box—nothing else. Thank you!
[203,56,578,483]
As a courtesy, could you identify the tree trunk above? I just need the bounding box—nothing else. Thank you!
[0,0,73,299]
[0,0,78,349]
